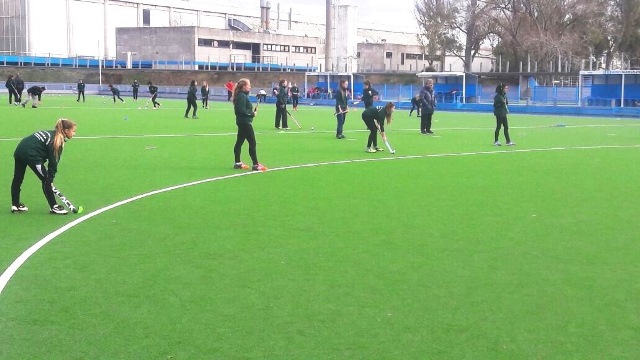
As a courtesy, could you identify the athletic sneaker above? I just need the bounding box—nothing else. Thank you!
[21,103,25,108]
[374,147,385,152]
[31,105,37,108]
[50,205,68,215]
[336,134,346,139]
[192,116,199,119]
[506,141,516,146]
[11,203,28,213]
[282,127,290,130]
[184,116,189,119]
[252,163,268,172]
[494,141,502,146]
[365,147,376,153]
[233,162,249,170]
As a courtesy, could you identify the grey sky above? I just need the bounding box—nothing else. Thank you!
[218,0,419,32]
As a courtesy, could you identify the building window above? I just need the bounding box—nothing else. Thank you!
[198,39,229,48]
[198,38,214,47]
[263,44,292,52]
[143,9,150,27]
[291,46,315,54]
[385,51,393,59]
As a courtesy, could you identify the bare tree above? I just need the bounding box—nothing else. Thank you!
[415,0,493,72]
[451,0,495,71]
[415,0,457,71]
[413,0,640,72]
[491,0,602,71]
[600,0,640,69]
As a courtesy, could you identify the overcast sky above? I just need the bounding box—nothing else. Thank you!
[218,0,420,33]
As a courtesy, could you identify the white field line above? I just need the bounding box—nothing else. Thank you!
[1,144,640,296]
[1,123,639,142]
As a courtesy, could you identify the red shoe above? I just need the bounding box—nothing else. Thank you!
[252,163,268,172]
[233,162,249,170]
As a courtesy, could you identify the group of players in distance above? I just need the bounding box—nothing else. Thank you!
[9,77,513,215]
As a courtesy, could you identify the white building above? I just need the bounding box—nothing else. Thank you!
[0,0,494,73]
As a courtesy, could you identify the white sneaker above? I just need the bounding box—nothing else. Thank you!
[11,203,28,213]
[493,141,501,146]
[50,205,68,215]
[506,141,516,146]
[365,147,377,153]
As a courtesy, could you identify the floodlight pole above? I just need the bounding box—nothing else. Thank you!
[325,0,332,73]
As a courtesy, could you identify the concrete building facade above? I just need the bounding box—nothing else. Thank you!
[1,0,494,73]
[116,26,323,70]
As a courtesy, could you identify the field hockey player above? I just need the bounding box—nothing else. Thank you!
[361,102,394,153]
[232,78,267,172]
[11,119,77,215]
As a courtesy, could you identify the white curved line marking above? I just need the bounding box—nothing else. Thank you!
[1,144,639,296]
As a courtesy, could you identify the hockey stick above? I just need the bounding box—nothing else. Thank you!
[374,120,396,154]
[351,100,361,105]
[333,105,349,116]
[286,109,302,129]
[51,185,84,214]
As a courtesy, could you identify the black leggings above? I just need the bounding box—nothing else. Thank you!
[495,115,511,142]
[185,98,197,117]
[234,122,258,165]
[410,100,420,115]
[151,93,160,107]
[77,90,85,102]
[292,95,299,108]
[202,96,208,108]
[8,88,18,104]
[11,157,57,208]
[362,117,379,147]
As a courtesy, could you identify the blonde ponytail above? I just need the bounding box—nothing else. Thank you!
[53,118,76,160]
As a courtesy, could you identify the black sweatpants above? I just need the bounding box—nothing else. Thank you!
[12,157,57,208]
[234,122,258,165]
[495,115,511,142]
[133,88,138,100]
[185,98,198,117]
[77,90,85,102]
[420,112,433,133]
[275,105,288,128]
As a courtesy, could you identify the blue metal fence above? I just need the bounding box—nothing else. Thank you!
[0,54,317,72]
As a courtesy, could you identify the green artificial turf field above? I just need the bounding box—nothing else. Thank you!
[1,94,639,359]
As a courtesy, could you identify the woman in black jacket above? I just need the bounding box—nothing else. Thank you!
[184,80,198,119]
[233,78,267,171]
